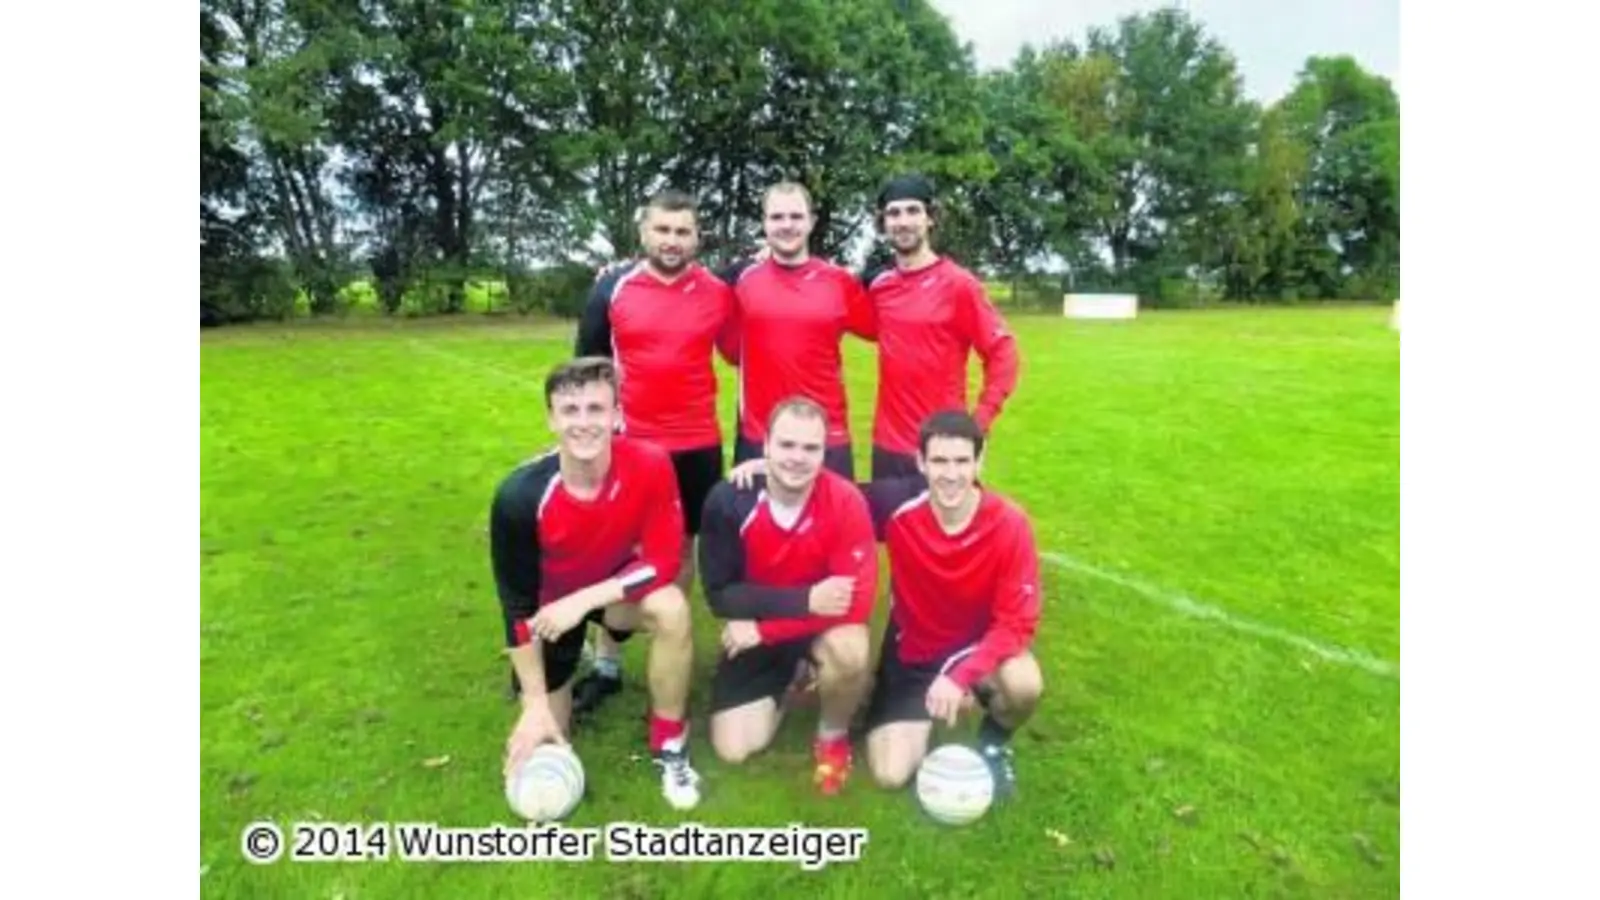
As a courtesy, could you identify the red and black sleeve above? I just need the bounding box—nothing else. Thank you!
[489,456,559,647]
[697,480,812,619]
[612,446,686,602]
[755,485,880,644]
[574,269,625,358]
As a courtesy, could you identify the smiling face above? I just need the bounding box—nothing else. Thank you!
[764,406,827,496]
[762,186,814,262]
[638,205,700,276]
[881,198,932,256]
[546,378,618,463]
[918,434,981,512]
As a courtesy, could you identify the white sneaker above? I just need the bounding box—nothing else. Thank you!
[654,743,702,810]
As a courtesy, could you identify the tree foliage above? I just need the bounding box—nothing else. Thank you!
[200,2,1400,322]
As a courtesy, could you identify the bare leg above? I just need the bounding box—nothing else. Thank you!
[710,698,783,764]
[865,721,934,789]
[624,586,699,808]
[632,587,692,721]
[812,625,871,735]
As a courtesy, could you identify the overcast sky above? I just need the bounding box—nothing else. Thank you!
[927,0,1399,104]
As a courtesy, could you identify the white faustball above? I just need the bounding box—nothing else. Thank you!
[915,743,995,826]
[505,743,585,824]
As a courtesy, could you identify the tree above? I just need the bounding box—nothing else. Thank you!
[204,0,350,313]
[1029,9,1255,302]
[1275,55,1401,298]
[196,1,1401,321]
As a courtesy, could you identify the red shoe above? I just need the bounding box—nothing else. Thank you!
[812,736,853,796]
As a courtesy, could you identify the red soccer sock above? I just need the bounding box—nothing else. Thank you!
[649,714,686,754]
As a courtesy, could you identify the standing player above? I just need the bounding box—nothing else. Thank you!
[721,182,877,479]
[492,357,702,810]
[569,190,738,715]
[697,397,878,794]
[728,409,1044,798]
[863,174,1022,481]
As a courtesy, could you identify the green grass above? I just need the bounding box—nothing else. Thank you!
[201,306,1399,898]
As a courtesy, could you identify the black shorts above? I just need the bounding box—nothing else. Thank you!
[871,446,921,482]
[709,637,817,714]
[734,433,855,480]
[522,607,636,696]
[863,623,950,729]
[670,444,725,536]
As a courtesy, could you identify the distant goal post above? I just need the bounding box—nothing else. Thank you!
[1062,293,1139,320]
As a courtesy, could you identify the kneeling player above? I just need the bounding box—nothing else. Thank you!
[727,410,1044,798]
[859,410,1043,798]
[491,357,701,810]
[698,397,878,794]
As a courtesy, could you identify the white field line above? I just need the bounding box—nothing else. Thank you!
[404,339,547,390]
[406,338,1399,680]
[1040,551,1398,679]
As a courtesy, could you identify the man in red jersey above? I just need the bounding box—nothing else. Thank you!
[721,183,877,479]
[856,409,1043,798]
[697,397,878,794]
[491,357,703,810]
[570,190,739,716]
[862,175,1021,481]
[729,408,1044,799]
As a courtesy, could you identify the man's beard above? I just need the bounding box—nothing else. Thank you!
[648,251,689,274]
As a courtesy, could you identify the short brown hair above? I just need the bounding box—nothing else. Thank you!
[644,188,699,217]
[544,357,617,409]
[767,395,827,436]
[762,181,813,214]
[918,409,984,458]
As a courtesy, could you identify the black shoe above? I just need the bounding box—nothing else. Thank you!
[571,671,621,716]
[980,743,1017,801]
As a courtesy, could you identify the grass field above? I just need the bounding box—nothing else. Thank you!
[200,306,1400,898]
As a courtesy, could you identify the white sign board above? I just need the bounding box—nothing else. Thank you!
[1063,293,1139,320]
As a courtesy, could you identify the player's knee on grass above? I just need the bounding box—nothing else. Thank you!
[813,624,870,681]
[867,724,929,789]
[711,702,778,765]
[993,652,1043,712]
[639,585,691,640]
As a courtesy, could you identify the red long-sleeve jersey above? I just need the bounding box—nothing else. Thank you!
[575,262,739,452]
[719,257,876,446]
[697,470,879,645]
[865,477,1042,688]
[864,257,1021,454]
[490,436,686,647]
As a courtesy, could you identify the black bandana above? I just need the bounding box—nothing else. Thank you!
[876,174,934,210]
